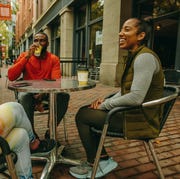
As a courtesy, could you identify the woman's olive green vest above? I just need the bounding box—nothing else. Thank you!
[121,46,164,139]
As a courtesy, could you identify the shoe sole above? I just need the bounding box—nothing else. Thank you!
[87,160,118,178]
[69,159,118,179]
[69,170,88,179]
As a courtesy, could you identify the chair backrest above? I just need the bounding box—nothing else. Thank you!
[164,69,180,85]
[142,86,179,132]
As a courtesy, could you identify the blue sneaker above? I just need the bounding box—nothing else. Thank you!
[87,157,118,178]
[69,157,118,178]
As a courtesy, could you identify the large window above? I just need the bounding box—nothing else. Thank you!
[89,21,102,68]
[134,0,179,69]
[49,17,60,57]
[74,0,104,67]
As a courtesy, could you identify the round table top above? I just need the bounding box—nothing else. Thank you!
[8,78,96,93]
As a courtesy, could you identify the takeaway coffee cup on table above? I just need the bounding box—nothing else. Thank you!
[77,67,89,85]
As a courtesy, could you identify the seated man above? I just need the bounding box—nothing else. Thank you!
[0,102,56,179]
[8,31,70,139]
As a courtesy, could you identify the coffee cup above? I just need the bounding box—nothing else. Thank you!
[34,45,42,57]
[77,67,88,85]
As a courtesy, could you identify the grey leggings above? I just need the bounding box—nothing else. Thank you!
[76,105,123,163]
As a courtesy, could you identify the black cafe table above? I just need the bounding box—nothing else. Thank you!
[8,78,96,179]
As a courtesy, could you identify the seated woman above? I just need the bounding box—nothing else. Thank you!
[69,18,164,178]
[0,102,56,179]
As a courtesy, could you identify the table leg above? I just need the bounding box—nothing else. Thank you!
[49,92,81,166]
[31,156,52,179]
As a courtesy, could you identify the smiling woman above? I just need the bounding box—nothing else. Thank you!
[119,18,150,52]
[69,18,165,179]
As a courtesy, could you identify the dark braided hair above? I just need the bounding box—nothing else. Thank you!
[131,18,151,45]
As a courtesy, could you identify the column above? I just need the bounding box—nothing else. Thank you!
[60,8,74,58]
[100,0,132,86]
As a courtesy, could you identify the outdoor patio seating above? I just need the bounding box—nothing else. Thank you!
[90,86,179,179]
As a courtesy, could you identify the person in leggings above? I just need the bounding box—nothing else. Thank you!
[0,102,55,179]
[69,18,164,178]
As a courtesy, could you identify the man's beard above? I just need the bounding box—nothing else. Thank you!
[41,47,47,56]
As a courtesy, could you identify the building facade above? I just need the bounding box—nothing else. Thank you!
[15,0,180,86]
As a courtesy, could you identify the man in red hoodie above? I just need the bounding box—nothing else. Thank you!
[8,32,70,139]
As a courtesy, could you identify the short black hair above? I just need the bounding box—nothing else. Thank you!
[34,31,49,41]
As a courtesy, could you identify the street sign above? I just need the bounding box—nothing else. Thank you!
[0,3,11,20]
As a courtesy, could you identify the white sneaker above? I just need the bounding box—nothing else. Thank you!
[69,157,118,178]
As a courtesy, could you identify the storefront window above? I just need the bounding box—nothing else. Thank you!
[90,0,104,20]
[153,0,180,17]
[77,5,86,27]
[75,0,103,67]
[89,21,102,68]
[135,0,179,69]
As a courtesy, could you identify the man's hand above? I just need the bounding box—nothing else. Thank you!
[89,98,104,109]
[34,93,44,112]
[25,43,39,59]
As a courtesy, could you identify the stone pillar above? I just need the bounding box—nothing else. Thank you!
[100,0,132,86]
[60,8,74,58]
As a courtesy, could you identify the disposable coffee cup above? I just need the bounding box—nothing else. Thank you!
[77,67,88,85]
[34,45,42,57]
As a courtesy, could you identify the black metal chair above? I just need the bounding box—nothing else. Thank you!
[90,86,179,179]
[164,69,180,85]
[0,136,18,179]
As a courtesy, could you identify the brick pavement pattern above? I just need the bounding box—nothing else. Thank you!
[0,65,179,179]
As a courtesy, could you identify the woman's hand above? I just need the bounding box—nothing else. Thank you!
[89,98,104,109]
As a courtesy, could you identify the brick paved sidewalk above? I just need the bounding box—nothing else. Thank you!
[0,65,179,179]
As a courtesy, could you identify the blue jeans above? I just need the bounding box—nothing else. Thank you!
[0,102,35,179]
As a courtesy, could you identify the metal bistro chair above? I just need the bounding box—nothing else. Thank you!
[0,136,18,179]
[164,69,180,85]
[91,86,179,179]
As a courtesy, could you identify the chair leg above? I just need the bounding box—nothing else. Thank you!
[145,140,165,179]
[5,154,18,179]
[143,141,153,162]
[91,124,109,179]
